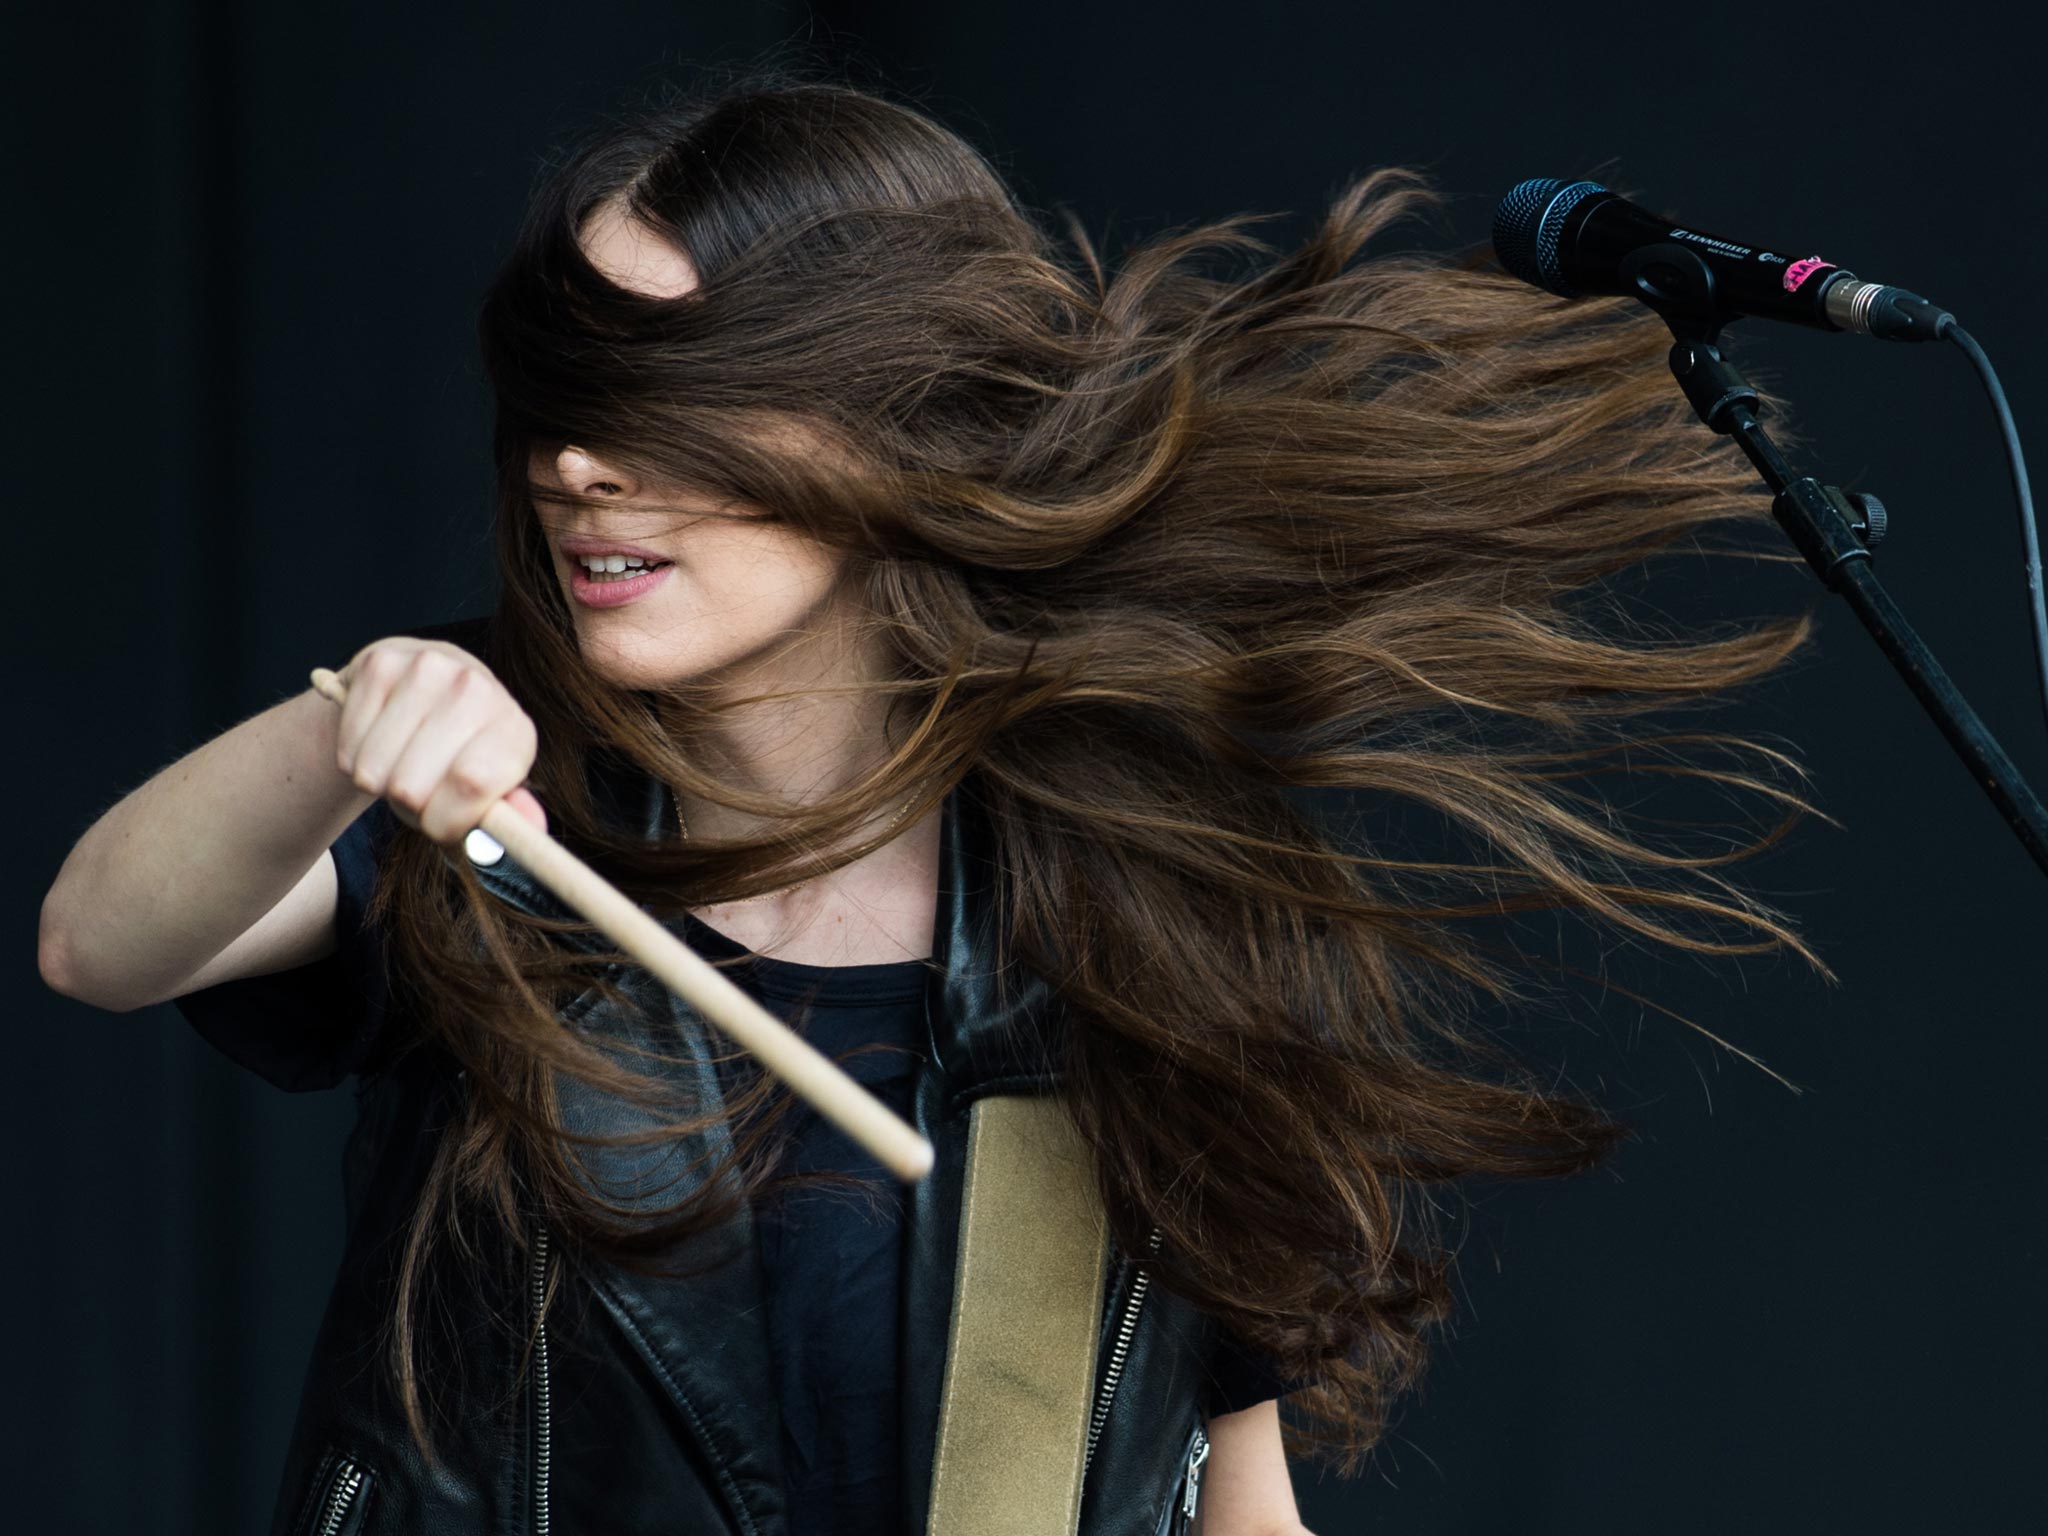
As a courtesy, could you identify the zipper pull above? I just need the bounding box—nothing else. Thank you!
[1180,1428,1211,1520]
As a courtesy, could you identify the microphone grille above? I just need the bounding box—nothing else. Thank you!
[1492,178,1606,297]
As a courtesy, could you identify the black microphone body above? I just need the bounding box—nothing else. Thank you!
[1493,179,1954,343]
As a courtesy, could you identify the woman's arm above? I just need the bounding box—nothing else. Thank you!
[38,637,544,1012]
[38,684,373,1011]
[1197,1398,1318,1536]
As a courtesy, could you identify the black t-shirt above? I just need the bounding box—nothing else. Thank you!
[678,912,931,1535]
[171,803,1300,1528]
[677,912,1300,1534]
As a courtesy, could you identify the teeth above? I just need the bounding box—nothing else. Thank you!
[575,552,660,579]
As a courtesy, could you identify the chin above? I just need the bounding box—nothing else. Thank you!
[571,619,730,693]
[577,638,687,691]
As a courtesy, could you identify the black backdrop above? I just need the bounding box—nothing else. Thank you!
[11,4,2043,1531]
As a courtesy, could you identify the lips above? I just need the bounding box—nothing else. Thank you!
[569,560,675,610]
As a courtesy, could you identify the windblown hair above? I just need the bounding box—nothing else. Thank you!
[369,63,1829,1475]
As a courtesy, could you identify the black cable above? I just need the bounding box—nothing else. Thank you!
[1944,323,2048,740]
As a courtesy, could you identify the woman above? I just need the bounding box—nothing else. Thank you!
[39,68,1825,1536]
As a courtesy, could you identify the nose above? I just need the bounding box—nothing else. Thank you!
[555,443,635,501]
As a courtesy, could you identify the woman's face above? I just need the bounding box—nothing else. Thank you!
[528,199,852,692]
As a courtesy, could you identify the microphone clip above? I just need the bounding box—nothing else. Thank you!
[1616,242,1729,344]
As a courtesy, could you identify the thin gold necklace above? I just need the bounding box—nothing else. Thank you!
[676,784,925,908]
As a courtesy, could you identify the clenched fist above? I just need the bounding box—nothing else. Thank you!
[332,636,548,844]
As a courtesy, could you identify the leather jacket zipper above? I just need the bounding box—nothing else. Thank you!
[309,1457,365,1536]
[1177,1425,1211,1529]
[529,1221,554,1536]
[1082,1223,1163,1476]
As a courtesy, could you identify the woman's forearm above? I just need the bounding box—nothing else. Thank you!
[38,684,375,1011]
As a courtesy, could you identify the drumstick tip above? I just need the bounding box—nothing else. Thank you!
[309,666,347,706]
[903,1138,935,1181]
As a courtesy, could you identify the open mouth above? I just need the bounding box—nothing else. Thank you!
[568,555,676,609]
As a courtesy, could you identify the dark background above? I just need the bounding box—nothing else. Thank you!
[10,3,2043,1531]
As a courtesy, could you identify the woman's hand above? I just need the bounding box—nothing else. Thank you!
[334,636,549,845]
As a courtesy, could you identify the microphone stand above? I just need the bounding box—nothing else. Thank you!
[1616,242,2048,880]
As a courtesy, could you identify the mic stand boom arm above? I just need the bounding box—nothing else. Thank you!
[1621,240,2048,879]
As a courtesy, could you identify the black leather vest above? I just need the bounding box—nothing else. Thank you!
[272,755,1224,1536]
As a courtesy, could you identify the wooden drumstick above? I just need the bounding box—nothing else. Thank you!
[308,665,935,1184]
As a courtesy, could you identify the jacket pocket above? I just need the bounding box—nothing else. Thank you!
[293,1445,376,1536]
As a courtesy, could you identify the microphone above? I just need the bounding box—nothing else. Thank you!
[1491,178,1954,343]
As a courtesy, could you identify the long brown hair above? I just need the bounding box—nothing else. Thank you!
[368,62,1829,1474]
